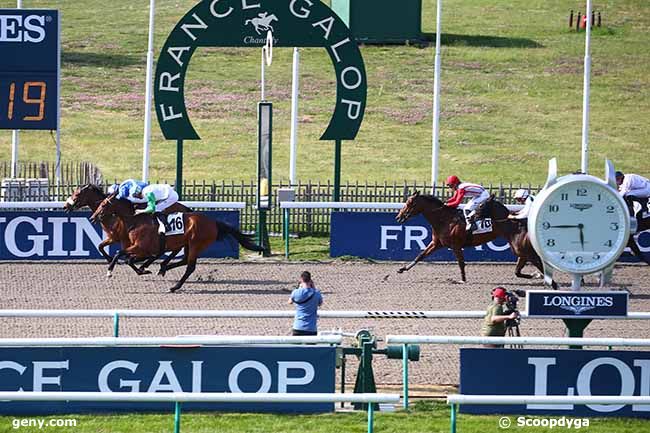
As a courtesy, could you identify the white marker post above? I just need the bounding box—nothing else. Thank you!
[11,0,23,179]
[142,0,156,182]
[431,0,443,193]
[289,47,299,185]
[581,0,592,174]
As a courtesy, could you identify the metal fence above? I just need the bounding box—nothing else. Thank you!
[0,178,541,235]
[0,161,102,185]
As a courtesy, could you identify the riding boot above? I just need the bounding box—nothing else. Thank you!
[155,212,170,234]
[465,210,476,232]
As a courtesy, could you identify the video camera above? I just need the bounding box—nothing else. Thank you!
[503,289,526,327]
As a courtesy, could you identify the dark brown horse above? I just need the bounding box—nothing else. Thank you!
[64,184,189,275]
[91,194,264,292]
[628,214,650,265]
[395,191,552,286]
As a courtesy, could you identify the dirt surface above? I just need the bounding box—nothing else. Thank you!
[1,260,649,386]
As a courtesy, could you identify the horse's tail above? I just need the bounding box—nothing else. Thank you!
[215,220,265,252]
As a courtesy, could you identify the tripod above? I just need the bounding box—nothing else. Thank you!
[505,318,522,348]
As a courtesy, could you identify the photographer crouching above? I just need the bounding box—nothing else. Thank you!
[481,287,523,347]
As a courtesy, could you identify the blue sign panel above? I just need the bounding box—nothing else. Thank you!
[330,211,515,261]
[0,346,336,414]
[526,291,628,318]
[0,211,239,260]
[0,9,59,130]
[460,348,650,418]
[330,212,650,263]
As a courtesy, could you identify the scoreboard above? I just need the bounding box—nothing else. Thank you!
[0,9,59,130]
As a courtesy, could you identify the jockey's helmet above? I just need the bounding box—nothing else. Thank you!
[445,175,460,187]
[513,189,530,200]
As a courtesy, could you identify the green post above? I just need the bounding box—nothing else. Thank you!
[402,343,409,410]
[450,403,457,433]
[112,312,119,337]
[333,139,342,202]
[257,209,270,257]
[367,401,375,433]
[563,319,592,349]
[176,139,184,200]
[174,402,181,433]
[283,208,290,259]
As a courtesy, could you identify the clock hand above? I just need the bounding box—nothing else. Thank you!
[578,223,585,251]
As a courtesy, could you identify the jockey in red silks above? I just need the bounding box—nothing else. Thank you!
[443,175,490,231]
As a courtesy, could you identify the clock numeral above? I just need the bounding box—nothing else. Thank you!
[546,239,556,247]
[593,253,601,260]
[560,193,568,201]
[575,256,584,264]
[549,204,559,212]
[604,240,613,247]
[560,253,566,260]
[597,194,602,201]
[8,82,16,120]
[606,205,615,213]
[577,188,587,197]
[542,222,550,230]
[610,223,619,231]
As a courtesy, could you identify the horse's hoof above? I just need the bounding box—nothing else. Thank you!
[169,286,180,293]
[106,271,112,279]
[139,270,152,276]
[382,274,390,282]
[397,268,406,274]
[532,272,543,279]
[158,269,167,277]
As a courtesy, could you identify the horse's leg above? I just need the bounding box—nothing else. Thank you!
[451,248,467,282]
[161,255,188,272]
[97,239,113,263]
[514,256,534,279]
[628,236,650,266]
[106,250,126,278]
[169,250,197,293]
[158,248,183,276]
[397,239,440,273]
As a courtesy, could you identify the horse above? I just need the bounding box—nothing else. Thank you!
[245,13,278,35]
[64,184,189,275]
[628,213,650,265]
[91,194,265,292]
[395,191,555,287]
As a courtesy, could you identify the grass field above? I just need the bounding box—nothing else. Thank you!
[1,401,648,433]
[0,0,648,185]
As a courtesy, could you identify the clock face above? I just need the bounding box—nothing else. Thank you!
[531,178,630,274]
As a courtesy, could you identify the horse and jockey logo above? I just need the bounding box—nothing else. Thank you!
[245,12,278,35]
[570,203,593,212]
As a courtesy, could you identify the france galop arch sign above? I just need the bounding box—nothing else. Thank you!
[154,0,367,141]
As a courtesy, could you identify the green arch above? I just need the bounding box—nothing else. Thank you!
[154,0,367,141]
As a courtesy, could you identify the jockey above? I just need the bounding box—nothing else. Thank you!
[444,175,490,231]
[132,184,180,233]
[509,188,535,220]
[114,179,148,200]
[616,171,650,219]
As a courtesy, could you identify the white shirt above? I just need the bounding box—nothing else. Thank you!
[619,174,650,196]
[142,184,172,201]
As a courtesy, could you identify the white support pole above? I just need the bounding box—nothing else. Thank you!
[142,0,156,183]
[580,0,592,174]
[431,0,443,193]
[55,9,62,188]
[289,48,300,186]
[12,0,23,179]
[261,48,266,101]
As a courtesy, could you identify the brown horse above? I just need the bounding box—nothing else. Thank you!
[395,191,553,286]
[64,184,189,275]
[628,214,650,265]
[91,194,264,292]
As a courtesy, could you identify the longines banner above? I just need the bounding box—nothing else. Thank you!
[0,211,239,260]
[0,346,336,414]
[460,348,650,418]
[526,291,628,318]
[330,212,650,262]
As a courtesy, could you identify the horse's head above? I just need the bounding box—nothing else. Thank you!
[396,191,446,223]
[64,184,106,213]
[90,191,126,223]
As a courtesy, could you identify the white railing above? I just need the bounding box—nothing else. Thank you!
[0,335,342,347]
[280,201,523,211]
[0,201,246,209]
[2,309,648,320]
[387,334,650,411]
[0,392,398,433]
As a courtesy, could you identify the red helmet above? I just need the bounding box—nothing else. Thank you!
[445,175,460,187]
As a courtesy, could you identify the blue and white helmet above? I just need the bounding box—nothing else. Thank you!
[514,189,530,200]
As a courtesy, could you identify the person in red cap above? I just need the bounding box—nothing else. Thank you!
[444,175,490,232]
[481,287,518,346]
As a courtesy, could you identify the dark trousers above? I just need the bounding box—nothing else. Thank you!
[292,329,317,336]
